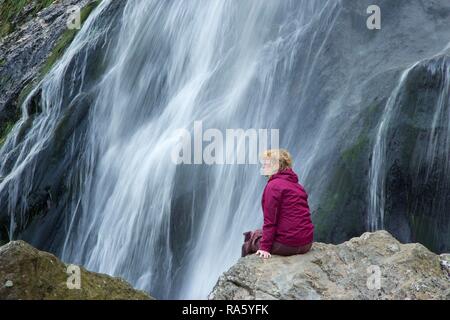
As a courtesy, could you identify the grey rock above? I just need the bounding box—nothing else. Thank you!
[0,240,153,300]
[0,0,95,132]
[209,231,450,300]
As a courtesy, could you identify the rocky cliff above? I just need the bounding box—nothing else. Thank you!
[0,0,99,149]
[0,240,153,299]
[0,0,101,245]
[209,231,450,300]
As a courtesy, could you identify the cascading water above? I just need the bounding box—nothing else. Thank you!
[368,66,416,231]
[1,0,335,299]
[368,52,450,250]
[1,0,450,299]
[368,46,450,235]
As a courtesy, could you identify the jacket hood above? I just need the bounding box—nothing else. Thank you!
[269,168,299,184]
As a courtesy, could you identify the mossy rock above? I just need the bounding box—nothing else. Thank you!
[313,97,386,244]
[0,0,55,38]
[0,241,154,300]
[40,0,102,76]
[17,0,102,107]
[368,56,450,253]
[0,119,15,147]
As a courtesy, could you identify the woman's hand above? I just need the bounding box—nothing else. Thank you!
[255,250,271,259]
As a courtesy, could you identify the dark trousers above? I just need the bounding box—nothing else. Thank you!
[241,229,312,257]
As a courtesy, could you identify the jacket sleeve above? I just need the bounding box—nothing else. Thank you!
[260,183,282,252]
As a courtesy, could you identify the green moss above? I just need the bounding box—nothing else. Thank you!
[0,0,55,38]
[17,82,34,107]
[342,135,369,164]
[40,29,77,75]
[4,0,102,106]
[313,159,359,242]
[409,213,440,251]
[5,0,102,149]
[314,99,387,243]
[17,0,101,107]
[0,241,153,299]
[50,111,71,162]
[40,0,101,75]
[0,88,22,148]
[0,121,15,147]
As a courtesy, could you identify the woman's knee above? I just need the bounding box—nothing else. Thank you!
[271,242,313,256]
[297,243,313,254]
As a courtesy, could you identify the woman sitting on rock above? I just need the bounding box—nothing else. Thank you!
[242,149,314,259]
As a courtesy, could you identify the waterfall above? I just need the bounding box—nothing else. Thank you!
[368,46,450,234]
[368,66,416,231]
[1,0,450,299]
[1,0,336,299]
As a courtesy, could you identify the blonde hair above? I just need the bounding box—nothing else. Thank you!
[261,149,293,172]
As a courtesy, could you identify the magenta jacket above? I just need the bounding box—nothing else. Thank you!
[260,168,314,252]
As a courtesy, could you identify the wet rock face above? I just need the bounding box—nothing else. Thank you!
[0,240,153,299]
[382,56,450,252]
[0,0,94,142]
[0,1,448,299]
[209,231,450,300]
[310,0,450,253]
[0,0,102,246]
[0,0,123,250]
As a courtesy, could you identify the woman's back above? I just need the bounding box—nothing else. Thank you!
[262,168,314,247]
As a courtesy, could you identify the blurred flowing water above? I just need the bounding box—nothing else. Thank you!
[0,0,449,299]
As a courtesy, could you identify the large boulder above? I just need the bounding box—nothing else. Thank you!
[209,231,450,300]
[0,241,153,300]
